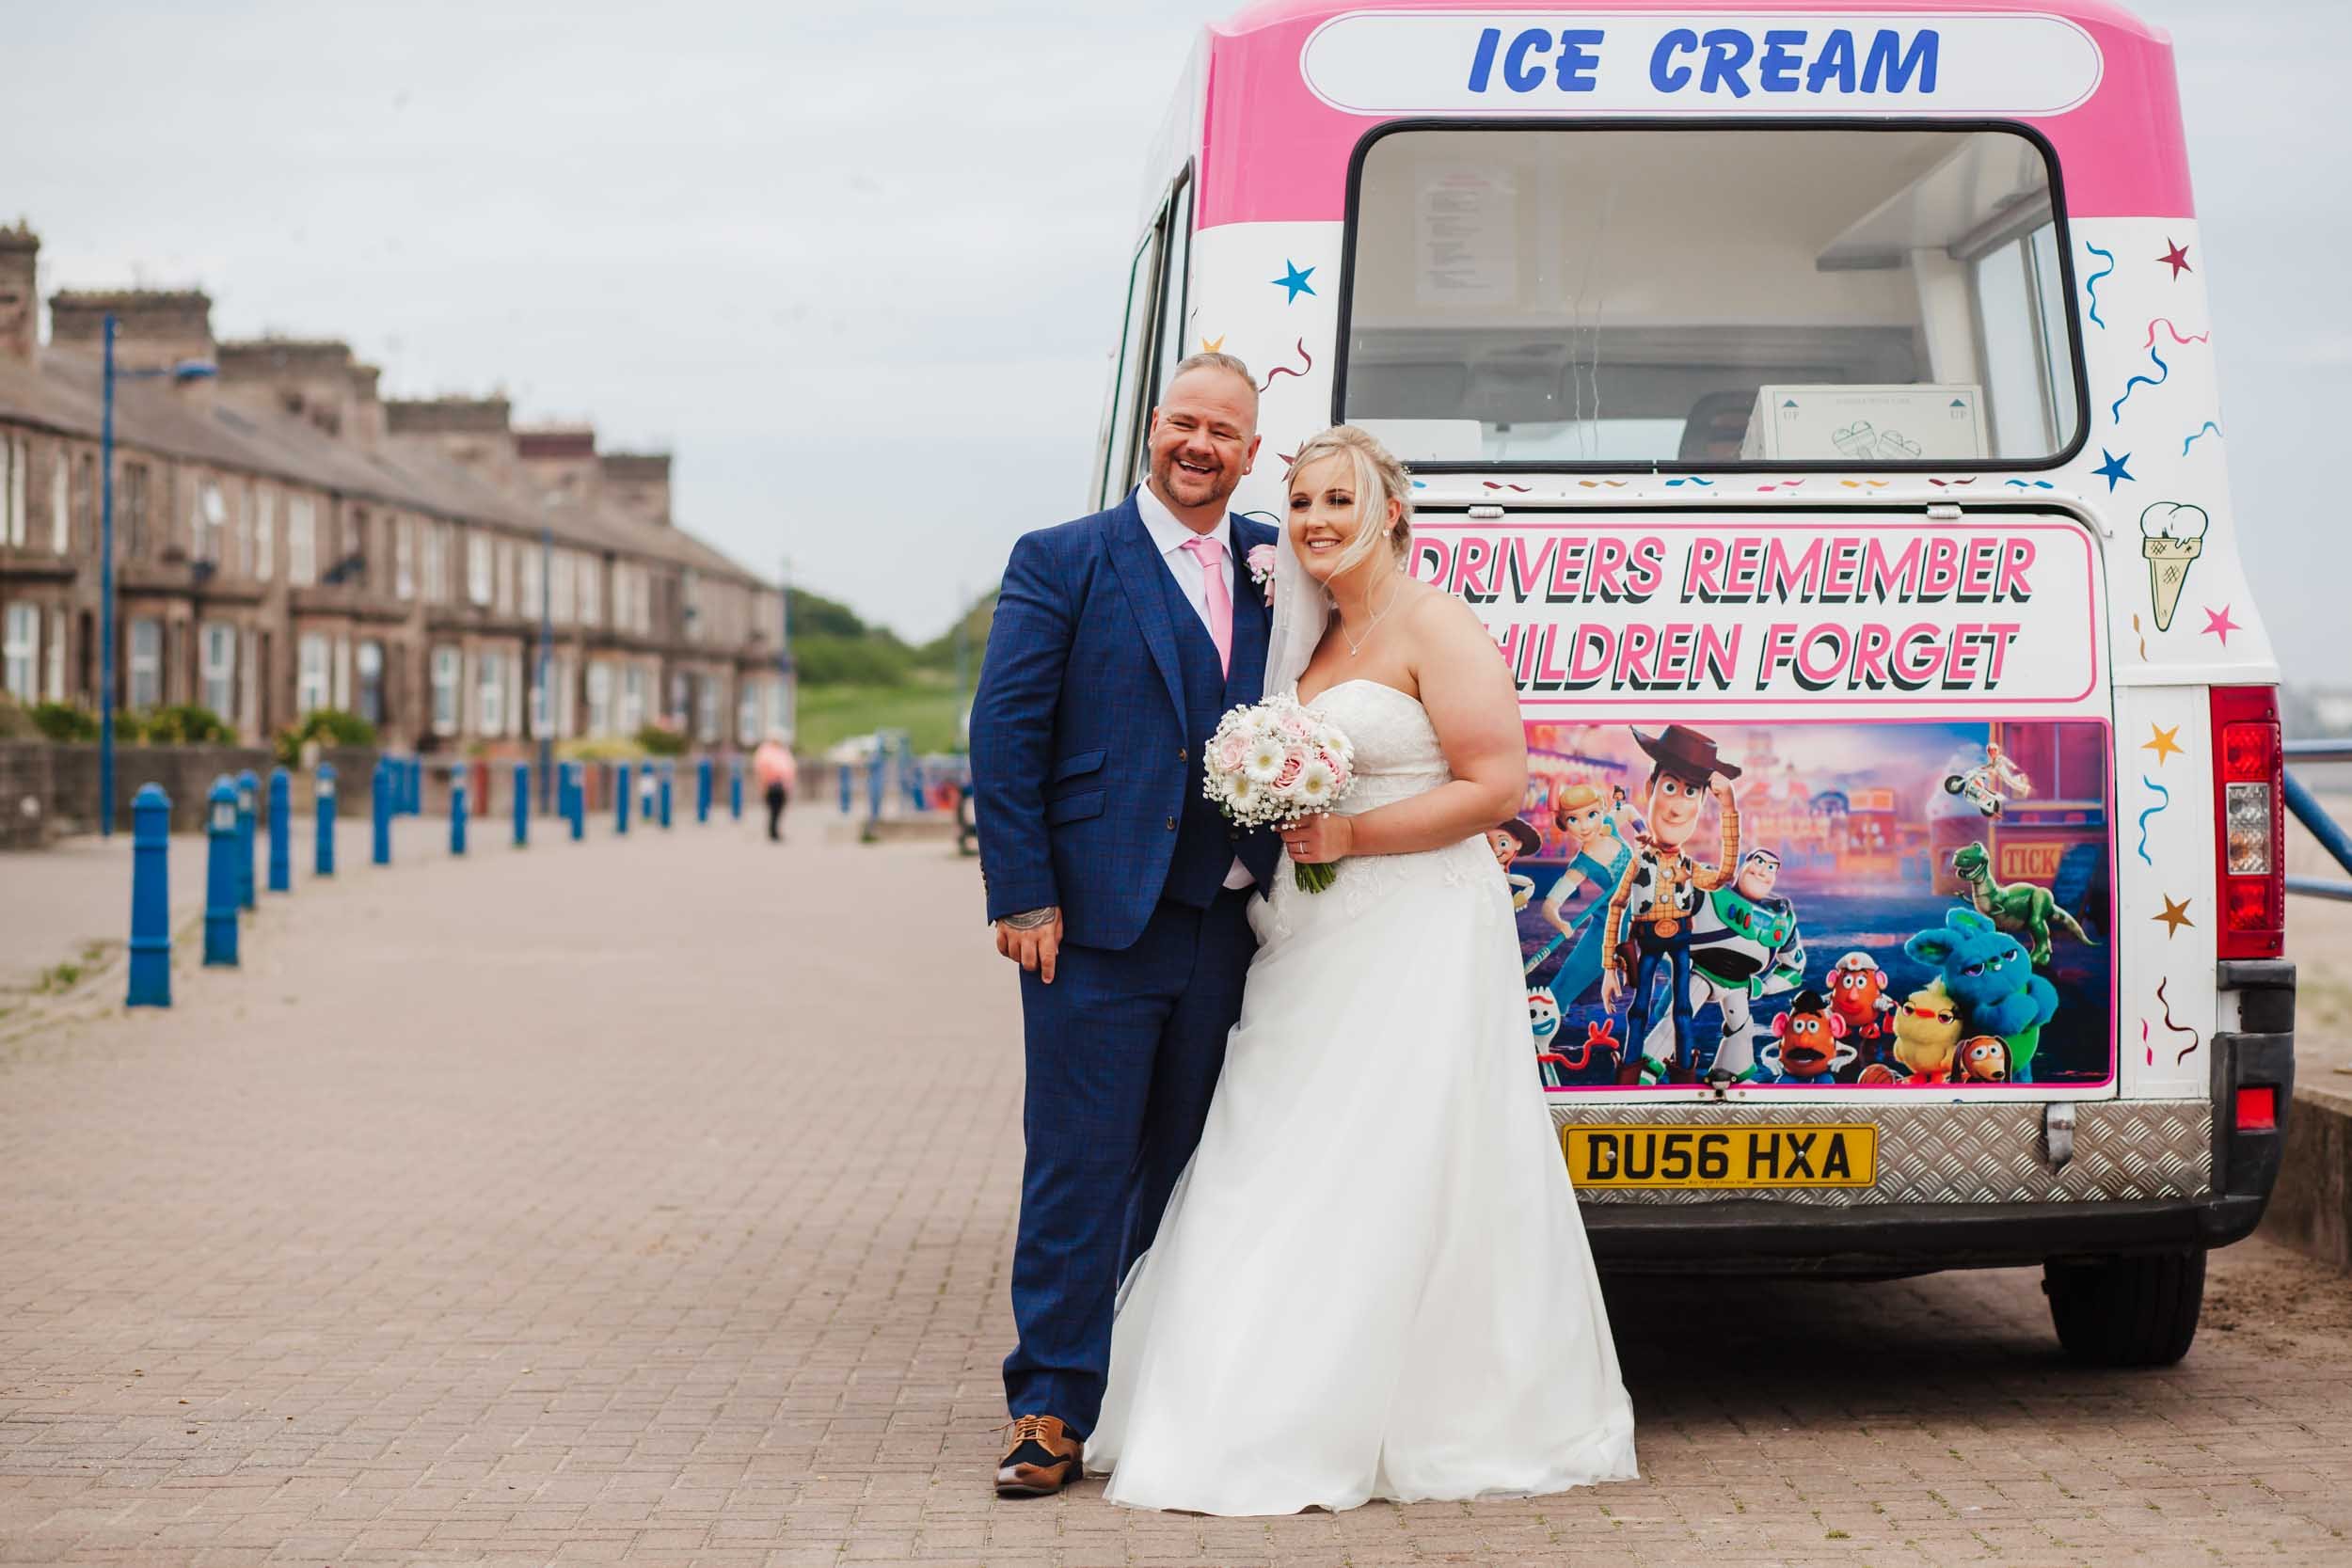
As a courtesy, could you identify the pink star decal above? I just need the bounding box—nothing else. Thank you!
[2201,604,2240,645]
[2158,238,2192,278]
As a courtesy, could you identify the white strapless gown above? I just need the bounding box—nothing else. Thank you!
[1088,680,1638,1514]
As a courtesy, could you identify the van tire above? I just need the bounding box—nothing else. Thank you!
[2042,1248,2204,1367]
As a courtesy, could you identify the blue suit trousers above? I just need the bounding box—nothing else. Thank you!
[1002,888,1256,1437]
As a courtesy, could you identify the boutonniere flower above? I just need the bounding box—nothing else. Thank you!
[1246,542,1279,606]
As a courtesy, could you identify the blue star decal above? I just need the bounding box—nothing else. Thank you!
[2093,449,2133,491]
[1270,260,1316,304]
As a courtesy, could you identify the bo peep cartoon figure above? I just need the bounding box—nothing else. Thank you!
[1534,782,1637,1012]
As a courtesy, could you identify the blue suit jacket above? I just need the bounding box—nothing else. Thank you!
[972,492,1282,951]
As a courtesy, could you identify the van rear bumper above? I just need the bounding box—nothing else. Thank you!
[1584,958,2296,1277]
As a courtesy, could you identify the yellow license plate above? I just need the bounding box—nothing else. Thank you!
[1562,1123,1878,1189]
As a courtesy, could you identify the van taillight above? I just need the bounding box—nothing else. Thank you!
[2210,686,2285,959]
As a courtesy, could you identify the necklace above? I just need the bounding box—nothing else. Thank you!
[1338,572,1403,657]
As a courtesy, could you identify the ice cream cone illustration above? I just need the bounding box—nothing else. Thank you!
[2138,501,2210,632]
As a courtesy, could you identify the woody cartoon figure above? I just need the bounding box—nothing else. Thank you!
[1600,725,1742,1083]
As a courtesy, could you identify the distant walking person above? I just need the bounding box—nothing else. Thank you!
[754,734,797,841]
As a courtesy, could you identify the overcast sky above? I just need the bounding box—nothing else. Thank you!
[6,0,2344,673]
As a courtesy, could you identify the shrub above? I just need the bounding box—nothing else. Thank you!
[0,693,25,739]
[635,723,689,757]
[558,736,644,763]
[272,707,379,766]
[135,705,231,744]
[27,701,101,742]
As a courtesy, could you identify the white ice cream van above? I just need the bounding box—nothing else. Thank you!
[1087,0,2294,1364]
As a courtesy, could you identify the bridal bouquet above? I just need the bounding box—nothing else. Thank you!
[1201,695,1358,893]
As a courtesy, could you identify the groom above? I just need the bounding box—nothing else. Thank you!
[970,352,1283,1497]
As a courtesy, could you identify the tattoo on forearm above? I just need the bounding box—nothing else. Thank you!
[1003,907,1059,930]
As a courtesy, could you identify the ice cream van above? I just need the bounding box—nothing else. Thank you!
[1089,0,2294,1364]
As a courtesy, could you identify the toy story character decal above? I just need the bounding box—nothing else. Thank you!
[1639,847,1806,1079]
[1487,815,1542,912]
[1951,841,2098,969]
[1904,908,2061,1085]
[1943,742,2031,818]
[1753,990,1856,1086]
[1510,718,2114,1093]
[1600,726,1742,1083]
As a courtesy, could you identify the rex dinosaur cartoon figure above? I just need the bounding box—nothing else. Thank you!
[1950,842,2097,969]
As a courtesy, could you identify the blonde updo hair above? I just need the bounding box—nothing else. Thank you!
[1283,424,1414,581]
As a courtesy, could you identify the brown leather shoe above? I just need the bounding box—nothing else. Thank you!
[995,1414,1082,1497]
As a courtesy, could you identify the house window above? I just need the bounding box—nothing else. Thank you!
[738,682,758,746]
[128,617,163,709]
[199,620,237,719]
[288,496,317,585]
[578,558,601,626]
[619,665,645,735]
[2,603,37,700]
[430,646,460,736]
[195,481,226,564]
[766,679,790,739]
[357,641,385,725]
[254,487,275,580]
[585,661,613,736]
[295,634,330,716]
[695,678,719,743]
[1,436,26,547]
[394,520,415,599]
[478,649,505,736]
[50,452,69,553]
[550,549,575,622]
[467,534,492,606]
[519,545,543,621]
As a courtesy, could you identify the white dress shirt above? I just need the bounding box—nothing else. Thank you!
[1134,483,1254,891]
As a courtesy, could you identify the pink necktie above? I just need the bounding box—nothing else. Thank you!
[1181,534,1232,676]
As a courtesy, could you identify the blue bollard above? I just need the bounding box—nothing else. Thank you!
[660,766,674,830]
[127,783,173,1007]
[233,769,259,911]
[513,761,530,847]
[616,762,632,835]
[267,767,293,893]
[866,753,885,823]
[730,756,743,820]
[373,758,392,865]
[838,759,852,815]
[567,763,585,842]
[314,762,338,877]
[696,755,712,824]
[450,766,469,857]
[203,776,240,968]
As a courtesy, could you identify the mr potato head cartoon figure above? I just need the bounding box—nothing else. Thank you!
[1600,725,1742,1084]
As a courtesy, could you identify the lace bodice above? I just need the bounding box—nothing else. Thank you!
[1298,680,1453,813]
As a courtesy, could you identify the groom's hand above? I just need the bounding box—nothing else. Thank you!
[995,907,1063,984]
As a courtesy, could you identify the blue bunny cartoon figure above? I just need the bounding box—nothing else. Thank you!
[1903,908,2058,1083]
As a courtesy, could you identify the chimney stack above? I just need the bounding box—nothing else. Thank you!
[600,451,673,528]
[0,220,37,363]
[515,424,601,509]
[385,395,518,485]
[49,288,216,373]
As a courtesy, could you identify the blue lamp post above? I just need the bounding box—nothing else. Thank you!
[97,316,216,836]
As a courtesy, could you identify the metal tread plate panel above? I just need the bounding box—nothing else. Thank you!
[1550,1100,2211,1207]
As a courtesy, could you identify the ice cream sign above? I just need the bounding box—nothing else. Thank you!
[1412,517,2103,714]
[1300,11,2104,117]
[2137,502,2207,633]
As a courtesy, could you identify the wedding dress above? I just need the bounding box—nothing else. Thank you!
[1087,677,1638,1514]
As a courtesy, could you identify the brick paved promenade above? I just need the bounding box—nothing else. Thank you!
[3,813,2348,1567]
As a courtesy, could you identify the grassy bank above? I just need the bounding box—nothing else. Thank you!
[795,676,968,756]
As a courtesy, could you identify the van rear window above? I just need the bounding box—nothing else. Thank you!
[1340,126,2081,468]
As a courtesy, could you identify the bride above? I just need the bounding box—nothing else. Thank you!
[1086,425,1638,1514]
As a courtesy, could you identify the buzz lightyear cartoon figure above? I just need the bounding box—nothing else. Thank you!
[1601,725,1743,1083]
[1639,847,1804,1078]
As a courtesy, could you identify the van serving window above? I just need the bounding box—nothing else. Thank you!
[1339,125,2082,469]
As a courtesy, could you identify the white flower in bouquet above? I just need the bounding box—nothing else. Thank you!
[1199,694,1359,893]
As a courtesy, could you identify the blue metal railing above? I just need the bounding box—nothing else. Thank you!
[2284,739,2352,903]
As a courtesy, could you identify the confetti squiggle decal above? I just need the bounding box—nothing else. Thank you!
[2133,611,2146,661]
[2182,420,2222,456]
[2109,344,2169,424]
[2136,774,2169,866]
[1256,338,1312,393]
[2142,317,2210,348]
[1665,477,1714,488]
[2141,1017,2153,1067]
[2155,977,2201,1066]
[2004,479,2057,489]
[2082,243,2115,328]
